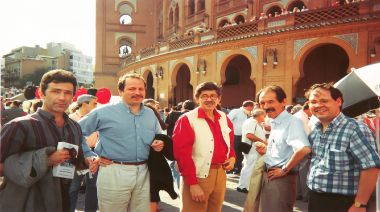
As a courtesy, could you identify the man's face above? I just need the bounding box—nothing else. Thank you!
[255,114,266,123]
[308,88,342,124]
[196,90,220,112]
[40,82,74,114]
[244,105,254,113]
[258,91,286,119]
[119,78,146,106]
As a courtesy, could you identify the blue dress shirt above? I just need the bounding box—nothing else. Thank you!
[265,110,310,167]
[79,102,162,162]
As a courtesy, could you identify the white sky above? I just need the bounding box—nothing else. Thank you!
[0,0,96,60]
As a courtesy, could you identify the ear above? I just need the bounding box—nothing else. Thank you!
[281,98,287,107]
[38,87,45,100]
[118,89,123,97]
[336,97,343,108]
[194,96,200,105]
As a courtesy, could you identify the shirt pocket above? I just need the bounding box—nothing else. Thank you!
[325,146,351,173]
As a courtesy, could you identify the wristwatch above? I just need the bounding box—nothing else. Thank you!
[281,166,289,174]
[354,201,367,208]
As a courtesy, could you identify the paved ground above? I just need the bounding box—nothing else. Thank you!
[75,174,308,212]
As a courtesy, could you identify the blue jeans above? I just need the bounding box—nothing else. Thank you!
[170,161,180,189]
[69,171,98,212]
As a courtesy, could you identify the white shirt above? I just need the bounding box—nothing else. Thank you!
[265,110,310,167]
[293,110,311,135]
[241,118,266,144]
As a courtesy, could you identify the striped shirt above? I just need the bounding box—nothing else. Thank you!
[307,113,380,195]
[1,108,84,164]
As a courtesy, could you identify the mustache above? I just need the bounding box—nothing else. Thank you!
[265,108,275,113]
[131,95,143,99]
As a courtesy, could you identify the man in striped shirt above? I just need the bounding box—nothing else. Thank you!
[0,70,94,212]
[306,83,380,212]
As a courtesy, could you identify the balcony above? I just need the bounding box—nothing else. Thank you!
[294,2,360,25]
[217,21,258,39]
[169,36,195,50]
[123,1,378,68]
[140,46,156,59]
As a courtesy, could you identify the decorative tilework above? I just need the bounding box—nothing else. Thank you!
[294,38,315,59]
[243,46,258,60]
[217,50,229,65]
[185,56,195,68]
[169,59,177,71]
[335,33,358,54]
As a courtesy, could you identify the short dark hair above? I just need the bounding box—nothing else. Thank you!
[256,85,286,102]
[183,100,196,110]
[305,82,344,109]
[194,82,222,98]
[40,69,77,95]
[118,73,146,91]
[242,100,254,107]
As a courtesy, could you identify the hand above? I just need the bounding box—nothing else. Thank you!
[223,157,235,172]
[255,142,267,155]
[98,157,113,167]
[151,139,164,152]
[267,167,286,180]
[190,184,206,202]
[348,205,366,212]
[86,157,99,174]
[48,149,70,166]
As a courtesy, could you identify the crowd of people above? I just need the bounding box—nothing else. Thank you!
[0,68,379,212]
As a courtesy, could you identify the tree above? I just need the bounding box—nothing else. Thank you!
[17,68,48,88]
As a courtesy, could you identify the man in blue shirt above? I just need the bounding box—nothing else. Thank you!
[306,83,380,212]
[79,73,164,212]
[256,85,311,212]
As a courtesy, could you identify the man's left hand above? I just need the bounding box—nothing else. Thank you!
[223,157,235,172]
[151,139,164,152]
[348,205,366,212]
[268,167,286,180]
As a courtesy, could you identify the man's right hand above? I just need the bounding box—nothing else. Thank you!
[255,142,267,155]
[48,149,70,166]
[98,157,113,167]
[190,184,206,202]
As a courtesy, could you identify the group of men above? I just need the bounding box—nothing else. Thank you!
[0,68,379,212]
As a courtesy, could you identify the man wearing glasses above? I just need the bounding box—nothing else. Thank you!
[173,82,236,212]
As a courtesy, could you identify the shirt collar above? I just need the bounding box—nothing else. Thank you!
[119,101,145,115]
[197,107,221,120]
[315,112,346,131]
[37,108,70,122]
[271,110,289,125]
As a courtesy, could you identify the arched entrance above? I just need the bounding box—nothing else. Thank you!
[295,44,349,100]
[222,55,255,108]
[173,64,193,105]
[146,71,154,99]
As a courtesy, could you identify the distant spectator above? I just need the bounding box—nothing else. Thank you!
[285,105,294,113]
[1,100,27,125]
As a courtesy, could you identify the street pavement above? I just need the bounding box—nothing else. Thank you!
[75,174,308,212]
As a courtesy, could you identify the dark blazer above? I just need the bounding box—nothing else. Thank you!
[148,134,178,202]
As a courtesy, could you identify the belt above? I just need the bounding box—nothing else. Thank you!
[210,164,223,169]
[101,157,147,166]
[264,164,298,175]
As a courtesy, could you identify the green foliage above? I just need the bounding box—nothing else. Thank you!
[17,68,48,88]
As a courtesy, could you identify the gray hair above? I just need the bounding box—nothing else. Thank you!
[251,108,265,117]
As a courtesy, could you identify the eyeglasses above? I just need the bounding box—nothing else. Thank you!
[199,94,218,100]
